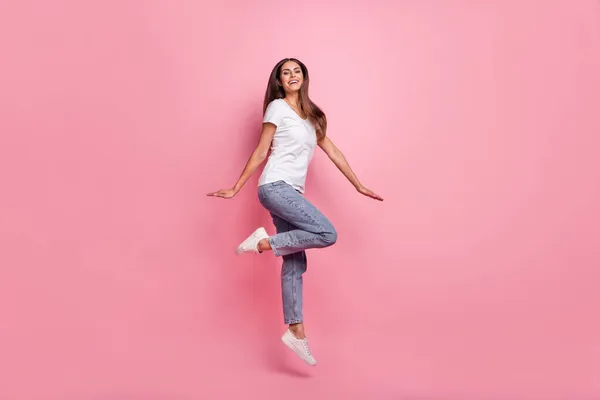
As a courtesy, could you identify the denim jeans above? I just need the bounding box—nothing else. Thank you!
[258,180,337,324]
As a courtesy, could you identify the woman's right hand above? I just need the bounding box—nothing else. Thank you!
[207,188,238,199]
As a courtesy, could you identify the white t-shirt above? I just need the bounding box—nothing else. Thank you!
[258,98,317,194]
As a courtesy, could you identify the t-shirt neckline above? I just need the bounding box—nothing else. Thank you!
[280,98,309,121]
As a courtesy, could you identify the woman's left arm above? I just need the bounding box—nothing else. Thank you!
[318,136,383,201]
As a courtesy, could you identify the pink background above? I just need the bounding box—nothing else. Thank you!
[1,1,599,399]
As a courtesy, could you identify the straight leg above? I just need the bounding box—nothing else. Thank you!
[255,181,320,365]
[271,213,307,325]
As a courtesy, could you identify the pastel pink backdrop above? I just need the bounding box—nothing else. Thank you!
[1,1,598,399]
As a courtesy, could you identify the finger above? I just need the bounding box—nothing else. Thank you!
[371,193,383,201]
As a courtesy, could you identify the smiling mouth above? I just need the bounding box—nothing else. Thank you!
[289,80,299,85]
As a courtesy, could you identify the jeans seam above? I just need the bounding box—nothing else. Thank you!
[291,245,298,323]
[286,218,298,324]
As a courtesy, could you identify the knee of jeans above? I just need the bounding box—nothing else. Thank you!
[321,229,338,247]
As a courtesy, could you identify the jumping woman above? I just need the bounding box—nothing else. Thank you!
[208,58,383,366]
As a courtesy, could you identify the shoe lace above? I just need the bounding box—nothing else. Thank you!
[302,340,312,356]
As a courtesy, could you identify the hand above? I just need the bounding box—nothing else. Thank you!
[357,185,383,201]
[207,188,238,199]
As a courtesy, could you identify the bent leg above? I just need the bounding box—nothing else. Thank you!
[259,181,337,257]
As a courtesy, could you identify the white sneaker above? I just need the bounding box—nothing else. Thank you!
[281,329,316,366]
[235,227,269,255]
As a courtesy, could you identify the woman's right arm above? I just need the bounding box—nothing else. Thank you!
[207,123,276,199]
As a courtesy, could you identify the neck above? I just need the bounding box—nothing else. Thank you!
[285,92,300,105]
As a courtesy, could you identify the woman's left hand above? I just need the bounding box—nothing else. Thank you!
[357,185,383,201]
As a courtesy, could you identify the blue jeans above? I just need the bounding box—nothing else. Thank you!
[258,180,337,324]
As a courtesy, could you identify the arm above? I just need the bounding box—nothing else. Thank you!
[318,136,383,201]
[207,123,276,199]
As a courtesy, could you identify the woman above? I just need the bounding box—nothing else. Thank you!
[208,58,382,366]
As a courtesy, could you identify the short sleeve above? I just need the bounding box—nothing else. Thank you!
[263,100,284,126]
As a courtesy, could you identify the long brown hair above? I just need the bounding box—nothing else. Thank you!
[263,58,327,140]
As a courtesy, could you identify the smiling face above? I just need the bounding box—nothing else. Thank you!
[279,61,304,94]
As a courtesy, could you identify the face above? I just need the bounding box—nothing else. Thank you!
[279,61,304,93]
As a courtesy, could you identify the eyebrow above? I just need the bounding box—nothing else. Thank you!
[282,67,302,72]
